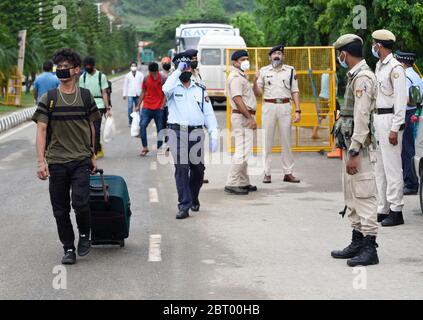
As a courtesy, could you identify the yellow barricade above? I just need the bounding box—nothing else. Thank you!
[226,47,337,153]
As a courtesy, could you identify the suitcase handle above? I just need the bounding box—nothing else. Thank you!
[93,168,109,203]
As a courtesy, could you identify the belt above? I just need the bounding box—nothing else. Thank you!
[375,107,394,115]
[232,109,256,115]
[264,98,290,104]
[168,123,204,132]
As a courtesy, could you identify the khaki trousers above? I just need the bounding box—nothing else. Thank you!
[374,114,404,213]
[343,149,378,236]
[226,114,254,187]
[262,102,294,176]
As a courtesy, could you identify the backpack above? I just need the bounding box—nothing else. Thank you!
[45,88,93,151]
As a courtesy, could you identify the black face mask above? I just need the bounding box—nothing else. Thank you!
[56,68,72,79]
[85,67,94,74]
[190,61,198,69]
[163,63,171,71]
[179,71,192,83]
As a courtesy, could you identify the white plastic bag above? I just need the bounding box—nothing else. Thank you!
[103,116,116,143]
[130,112,140,137]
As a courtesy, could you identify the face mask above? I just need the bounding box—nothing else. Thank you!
[56,68,73,79]
[179,71,192,83]
[271,58,282,68]
[163,63,171,71]
[190,61,198,69]
[131,66,137,72]
[240,60,250,71]
[372,45,380,59]
[337,53,348,69]
[85,67,94,74]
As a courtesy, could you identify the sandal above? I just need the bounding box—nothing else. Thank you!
[140,149,149,157]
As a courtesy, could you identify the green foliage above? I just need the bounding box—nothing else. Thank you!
[231,12,264,47]
[0,0,138,82]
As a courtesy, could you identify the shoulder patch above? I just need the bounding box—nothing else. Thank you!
[356,89,363,98]
[294,74,298,80]
[393,72,400,79]
[205,96,210,103]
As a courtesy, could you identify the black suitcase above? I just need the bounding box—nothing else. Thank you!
[89,169,132,247]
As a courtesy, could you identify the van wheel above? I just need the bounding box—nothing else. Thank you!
[420,178,423,215]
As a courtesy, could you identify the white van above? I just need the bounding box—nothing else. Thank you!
[198,31,247,104]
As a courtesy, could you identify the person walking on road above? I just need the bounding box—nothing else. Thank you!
[162,52,218,219]
[79,56,112,159]
[253,44,301,184]
[135,62,166,156]
[372,30,407,227]
[225,50,258,195]
[395,51,423,196]
[33,60,60,103]
[32,48,101,265]
[330,34,380,267]
[123,61,144,126]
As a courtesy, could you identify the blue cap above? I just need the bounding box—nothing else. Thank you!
[269,44,284,55]
[185,49,198,58]
[172,52,192,65]
[394,50,416,64]
[231,50,249,61]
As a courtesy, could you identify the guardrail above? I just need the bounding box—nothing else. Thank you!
[0,107,36,134]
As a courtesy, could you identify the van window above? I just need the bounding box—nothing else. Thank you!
[201,49,221,65]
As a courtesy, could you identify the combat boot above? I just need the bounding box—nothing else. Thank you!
[331,229,363,259]
[381,210,404,227]
[347,235,379,267]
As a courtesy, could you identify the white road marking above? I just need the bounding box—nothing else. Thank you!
[148,235,162,262]
[0,122,34,142]
[150,161,157,171]
[149,188,159,203]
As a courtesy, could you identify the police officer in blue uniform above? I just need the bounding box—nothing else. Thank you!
[162,52,218,219]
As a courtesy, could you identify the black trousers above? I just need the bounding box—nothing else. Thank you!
[94,109,107,154]
[402,109,419,190]
[168,128,205,211]
[49,158,91,252]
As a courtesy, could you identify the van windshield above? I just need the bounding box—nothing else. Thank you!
[201,49,221,65]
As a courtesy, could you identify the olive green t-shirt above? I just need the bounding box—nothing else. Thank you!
[32,88,101,164]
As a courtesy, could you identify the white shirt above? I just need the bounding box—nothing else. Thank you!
[123,71,144,97]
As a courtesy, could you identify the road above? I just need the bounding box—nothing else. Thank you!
[1,75,423,300]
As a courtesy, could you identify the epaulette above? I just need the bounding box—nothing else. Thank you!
[195,82,206,90]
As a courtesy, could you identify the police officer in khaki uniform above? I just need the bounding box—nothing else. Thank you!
[372,30,407,227]
[253,44,301,184]
[225,50,258,195]
[330,34,380,267]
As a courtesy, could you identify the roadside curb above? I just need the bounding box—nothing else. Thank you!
[0,106,36,134]
[0,74,125,135]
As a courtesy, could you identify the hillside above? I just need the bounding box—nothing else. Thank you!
[106,0,255,29]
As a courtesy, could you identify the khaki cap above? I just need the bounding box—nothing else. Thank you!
[372,29,396,42]
[333,34,363,50]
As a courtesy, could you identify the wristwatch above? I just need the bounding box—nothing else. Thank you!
[296,110,301,114]
[348,149,360,157]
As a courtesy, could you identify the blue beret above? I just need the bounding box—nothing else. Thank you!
[172,52,192,64]
[231,50,249,61]
[269,44,285,55]
[185,49,198,58]
[394,50,416,64]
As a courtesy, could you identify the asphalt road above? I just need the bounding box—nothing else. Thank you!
[1,75,423,300]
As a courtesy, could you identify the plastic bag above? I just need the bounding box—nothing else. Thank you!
[130,112,140,137]
[103,116,116,143]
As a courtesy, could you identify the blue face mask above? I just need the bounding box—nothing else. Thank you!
[337,54,348,69]
[372,45,380,59]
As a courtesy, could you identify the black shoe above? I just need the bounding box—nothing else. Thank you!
[331,230,364,259]
[347,235,379,267]
[241,185,258,192]
[381,210,404,227]
[191,200,200,212]
[203,179,209,184]
[77,235,91,257]
[404,187,418,196]
[224,186,249,195]
[377,213,389,223]
[62,249,76,265]
[176,210,189,220]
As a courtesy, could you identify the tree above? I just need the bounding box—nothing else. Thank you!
[231,12,264,47]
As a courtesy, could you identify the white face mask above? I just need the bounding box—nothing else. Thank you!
[131,66,137,72]
[240,60,250,71]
